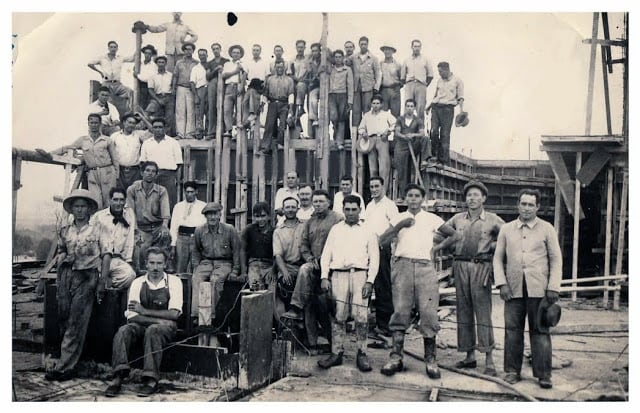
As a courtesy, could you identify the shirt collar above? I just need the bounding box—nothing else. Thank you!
[333,65,348,72]
[204,224,223,234]
[465,209,486,221]
[516,217,539,229]
[145,272,168,286]
[137,181,160,193]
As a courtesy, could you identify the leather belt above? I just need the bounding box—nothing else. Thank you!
[396,257,431,264]
[333,267,368,273]
[178,226,196,236]
[88,164,113,170]
[268,97,288,102]
[455,256,491,263]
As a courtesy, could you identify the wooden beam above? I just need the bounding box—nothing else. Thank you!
[214,76,224,202]
[559,274,627,285]
[571,152,582,302]
[11,148,83,166]
[317,13,330,190]
[540,134,624,143]
[238,291,273,391]
[575,148,610,186]
[553,180,562,234]
[540,143,626,153]
[585,12,600,135]
[601,42,613,134]
[206,146,213,202]
[545,151,584,219]
[613,169,628,310]
[602,167,613,307]
[581,38,627,47]
[132,25,143,110]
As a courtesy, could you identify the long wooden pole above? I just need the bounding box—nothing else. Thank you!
[571,152,582,302]
[132,29,142,111]
[585,12,599,135]
[602,167,613,306]
[317,13,330,190]
[613,169,628,310]
[214,75,224,202]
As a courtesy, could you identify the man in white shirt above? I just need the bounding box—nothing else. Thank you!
[379,183,458,379]
[274,171,300,225]
[145,55,176,137]
[296,185,314,222]
[269,44,292,75]
[221,45,244,135]
[190,48,209,139]
[144,12,198,72]
[318,195,379,372]
[88,86,120,136]
[133,44,158,110]
[170,181,206,273]
[401,40,434,123]
[362,176,399,335]
[110,112,151,190]
[87,40,135,118]
[332,175,365,219]
[104,247,183,398]
[358,95,397,194]
[243,44,271,127]
[139,117,184,211]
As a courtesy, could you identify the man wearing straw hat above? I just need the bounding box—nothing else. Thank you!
[379,45,402,117]
[45,189,100,381]
[172,42,198,139]
[221,45,245,136]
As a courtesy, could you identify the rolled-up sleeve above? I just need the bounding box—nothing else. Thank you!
[492,227,507,287]
[168,275,184,314]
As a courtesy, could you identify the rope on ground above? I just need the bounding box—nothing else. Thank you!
[402,348,538,402]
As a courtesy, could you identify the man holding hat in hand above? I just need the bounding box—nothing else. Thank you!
[493,188,562,389]
[379,45,402,117]
[440,180,504,376]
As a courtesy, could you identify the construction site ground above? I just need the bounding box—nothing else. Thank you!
[12,289,628,402]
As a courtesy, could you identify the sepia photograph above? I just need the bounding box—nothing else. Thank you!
[9,6,631,404]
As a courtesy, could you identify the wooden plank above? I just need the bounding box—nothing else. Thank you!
[132,26,142,110]
[559,274,627,285]
[317,13,330,190]
[550,323,628,335]
[198,281,212,346]
[571,152,582,302]
[601,43,613,134]
[183,145,191,181]
[613,169,628,310]
[238,290,274,391]
[11,148,82,166]
[553,180,562,235]
[235,115,243,229]
[214,75,224,202]
[540,143,626,153]
[575,148,610,186]
[206,146,213,202]
[161,345,239,379]
[545,152,584,219]
[603,167,613,306]
[581,38,627,47]
[540,135,624,143]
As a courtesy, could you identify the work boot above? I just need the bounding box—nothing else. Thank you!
[356,350,372,372]
[380,331,404,376]
[424,337,441,379]
[317,352,343,369]
[282,305,304,320]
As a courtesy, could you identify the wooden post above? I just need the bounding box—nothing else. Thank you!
[602,167,614,306]
[183,145,191,180]
[585,12,599,135]
[357,151,365,196]
[317,13,330,190]
[235,123,243,229]
[12,156,22,238]
[206,146,213,202]
[571,152,582,302]
[613,169,628,310]
[553,180,562,233]
[198,282,212,346]
[351,126,358,192]
[214,76,224,202]
[601,41,613,135]
[131,24,145,111]
[240,117,249,230]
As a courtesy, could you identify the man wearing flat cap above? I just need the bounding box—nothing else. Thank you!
[379,46,402,117]
[45,190,101,381]
[493,188,562,389]
[191,202,242,326]
[171,42,198,139]
[134,44,158,110]
[144,12,198,72]
[439,180,504,376]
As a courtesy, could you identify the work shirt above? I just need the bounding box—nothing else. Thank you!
[90,206,136,262]
[263,74,295,101]
[291,55,308,80]
[297,206,314,222]
[148,71,173,94]
[301,210,343,261]
[320,221,380,283]
[304,58,322,89]
[363,196,399,237]
[391,210,444,260]
[380,59,402,88]
[192,223,241,273]
[269,58,292,75]
[147,22,198,55]
[125,272,183,319]
[126,181,171,226]
[205,56,229,82]
[189,63,208,88]
[273,219,306,264]
[169,199,207,246]
[139,136,183,170]
[332,191,366,219]
[446,209,505,258]
[432,73,464,105]
[66,135,114,168]
[493,217,563,298]
[358,110,397,137]
[244,57,270,81]
[57,218,101,271]
[328,65,354,104]
[241,223,274,260]
[401,54,434,85]
[88,54,135,81]
[222,60,242,84]
[394,114,425,150]
[352,52,381,92]
[88,100,120,127]
[110,130,151,167]
[137,60,158,83]
[174,58,198,87]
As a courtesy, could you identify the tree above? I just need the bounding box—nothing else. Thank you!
[36,238,54,260]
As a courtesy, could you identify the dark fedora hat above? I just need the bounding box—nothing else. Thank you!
[455,111,469,127]
[141,44,157,55]
[537,299,562,333]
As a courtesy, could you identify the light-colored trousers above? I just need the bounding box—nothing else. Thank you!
[175,85,196,138]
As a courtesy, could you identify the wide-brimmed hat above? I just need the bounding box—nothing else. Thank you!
[455,111,469,127]
[463,180,488,197]
[380,45,397,53]
[355,135,375,154]
[537,298,562,333]
[202,202,223,215]
[63,189,99,214]
[181,42,196,52]
[141,44,157,55]
[228,44,245,59]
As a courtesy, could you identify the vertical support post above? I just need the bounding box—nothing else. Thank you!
[198,282,212,346]
[613,169,628,310]
[317,13,330,190]
[600,42,613,135]
[235,121,243,229]
[214,75,224,202]
[132,28,143,111]
[571,152,582,302]
[12,156,22,238]
[585,12,599,135]
[183,145,191,180]
[602,167,613,307]
[206,146,213,202]
[241,115,249,230]
[351,126,358,191]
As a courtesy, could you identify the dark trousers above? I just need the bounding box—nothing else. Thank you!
[156,169,178,212]
[352,90,373,127]
[112,322,176,381]
[380,86,401,117]
[54,266,98,374]
[374,244,394,329]
[138,80,150,110]
[146,94,176,137]
[328,93,349,145]
[206,77,222,137]
[223,83,239,131]
[175,234,195,273]
[504,281,552,380]
[261,101,289,150]
[394,138,430,197]
[454,261,495,353]
[290,262,331,347]
[118,165,140,191]
[134,226,172,274]
[430,104,455,163]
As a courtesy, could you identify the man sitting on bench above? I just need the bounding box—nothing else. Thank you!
[104,246,183,398]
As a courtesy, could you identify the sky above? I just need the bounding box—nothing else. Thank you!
[9,10,626,227]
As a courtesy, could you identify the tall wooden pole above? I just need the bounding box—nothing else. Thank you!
[602,167,613,307]
[613,169,628,310]
[584,12,599,135]
[571,152,582,302]
[317,13,330,190]
[214,76,224,202]
[131,23,146,111]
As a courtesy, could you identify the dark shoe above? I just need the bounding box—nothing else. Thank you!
[137,380,159,397]
[282,307,303,320]
[104,383,121,398]
[503,372,521,384]
[317,352,343,369]
[424,337,441,379]
[380,359,403,376]
[45,370,75,382]
[538,378,553,389]
[454,359,477,369]
[356,350,372,372]
[483,366,498,377]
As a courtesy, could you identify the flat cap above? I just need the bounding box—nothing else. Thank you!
[202,202,223,215]
[463,180,488,197]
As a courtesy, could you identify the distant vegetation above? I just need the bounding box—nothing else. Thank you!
[13,226,56,260]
